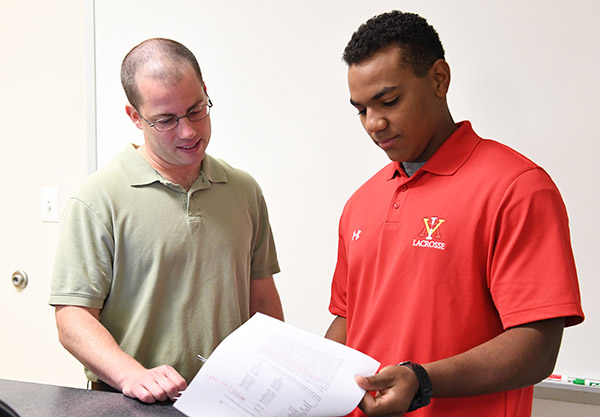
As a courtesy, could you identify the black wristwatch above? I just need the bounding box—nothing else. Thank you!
[397,361,432,412]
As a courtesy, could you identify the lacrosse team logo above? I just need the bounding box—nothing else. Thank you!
[413,216,446,250]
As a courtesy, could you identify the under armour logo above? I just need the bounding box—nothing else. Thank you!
[352,230,362,241]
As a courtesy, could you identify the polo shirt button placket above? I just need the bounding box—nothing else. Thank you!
[394,185,408,209]
[386,184,409,223]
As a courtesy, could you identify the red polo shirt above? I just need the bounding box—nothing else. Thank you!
[329,121,584,417]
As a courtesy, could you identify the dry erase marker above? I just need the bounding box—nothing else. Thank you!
[572,378,600,387]
[549,374,600,387]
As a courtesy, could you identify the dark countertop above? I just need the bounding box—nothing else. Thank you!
[0,379,186,416]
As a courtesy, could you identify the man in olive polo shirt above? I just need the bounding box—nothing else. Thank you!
[49,38,284,403]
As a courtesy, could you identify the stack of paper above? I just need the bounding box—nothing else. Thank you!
[174,313,380,417]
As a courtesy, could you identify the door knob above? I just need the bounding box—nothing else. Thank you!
[11,270,29,289]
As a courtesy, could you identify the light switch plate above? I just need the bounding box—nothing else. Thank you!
[41,187,60,223]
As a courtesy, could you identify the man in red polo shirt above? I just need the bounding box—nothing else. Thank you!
[326,11,584,417]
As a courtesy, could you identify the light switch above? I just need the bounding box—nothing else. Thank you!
[41,187,60,223]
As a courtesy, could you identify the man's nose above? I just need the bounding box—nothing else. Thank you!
[176,117,197,138]
[364,111,387,134]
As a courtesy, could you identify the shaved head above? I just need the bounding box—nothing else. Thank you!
[121,38,204,109]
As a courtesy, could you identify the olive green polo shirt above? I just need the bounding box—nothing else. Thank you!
[50,145,280,383]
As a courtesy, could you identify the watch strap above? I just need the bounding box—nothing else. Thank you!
[397,361,432,412]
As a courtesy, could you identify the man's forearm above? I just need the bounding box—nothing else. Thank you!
[55,305,146,389]
[55,305,187,403]
[356,317,566,416]
[425,317,565,397]
[249,276,284,320]
[325,316,347,344]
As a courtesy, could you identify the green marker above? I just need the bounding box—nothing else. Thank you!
[572,378,600,387]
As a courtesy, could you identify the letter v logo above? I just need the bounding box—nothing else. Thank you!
[421,217,445,240]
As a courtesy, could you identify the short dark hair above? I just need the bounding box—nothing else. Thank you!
[121,38,204,109]
[343,11,445,77]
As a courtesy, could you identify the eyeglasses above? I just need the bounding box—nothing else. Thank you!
[138,97,213,132]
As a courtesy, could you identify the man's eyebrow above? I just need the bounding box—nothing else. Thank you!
[373,86,398,100]
[149,100,206,119]
[350,86,398,107]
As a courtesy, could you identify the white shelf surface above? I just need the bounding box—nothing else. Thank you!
[534,380,600,405]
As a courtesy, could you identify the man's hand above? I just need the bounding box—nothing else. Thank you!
[356,365,419,417]
[120,365,187,403]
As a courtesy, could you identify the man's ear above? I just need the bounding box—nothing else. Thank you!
[125,104,144,130]
[430,59,451,98]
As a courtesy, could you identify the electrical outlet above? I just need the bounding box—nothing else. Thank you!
[41,187,60,223]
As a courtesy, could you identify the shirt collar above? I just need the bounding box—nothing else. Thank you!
[120,145,228,187]
[387,121,480,180]
[200,153,228,184]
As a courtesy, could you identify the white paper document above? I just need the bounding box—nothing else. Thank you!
[174,313,380,417]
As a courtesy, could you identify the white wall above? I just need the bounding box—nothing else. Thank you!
[0,0,598,415]
[94,0,600,378]
[93,0,600,412]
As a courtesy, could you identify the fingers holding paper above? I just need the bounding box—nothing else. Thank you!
[121,365,187,403]
[355,365,418,417]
